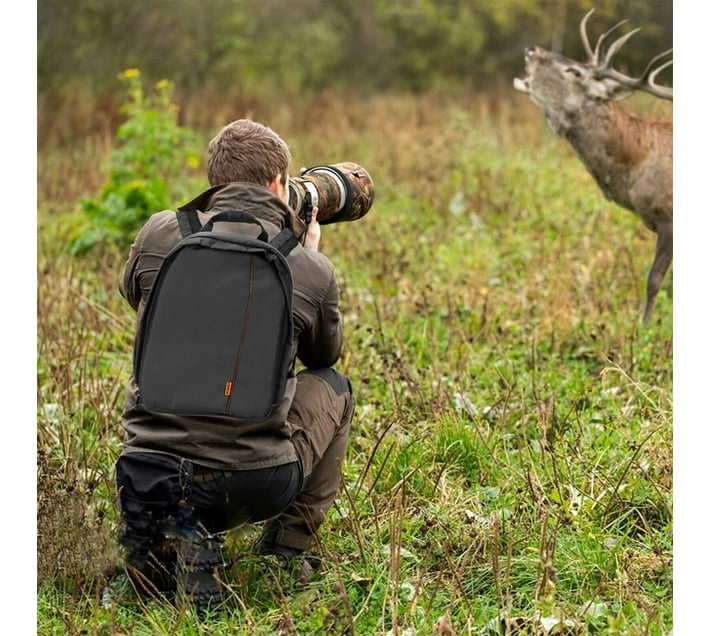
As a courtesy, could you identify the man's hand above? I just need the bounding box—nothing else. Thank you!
[303,207,321,252]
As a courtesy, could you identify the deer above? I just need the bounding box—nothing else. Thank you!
[513,8,672,324]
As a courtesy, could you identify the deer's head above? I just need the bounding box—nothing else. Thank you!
[514,9,672,135]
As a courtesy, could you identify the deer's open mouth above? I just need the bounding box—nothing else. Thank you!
[514,47,536,93]
[513,76,530,93]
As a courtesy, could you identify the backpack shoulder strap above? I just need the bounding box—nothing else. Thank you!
[198,210,269,242]
[270,228,299,258]
[176,209,201,238]
[178,208,297,254]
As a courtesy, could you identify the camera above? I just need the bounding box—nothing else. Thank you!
[288,162,375,225]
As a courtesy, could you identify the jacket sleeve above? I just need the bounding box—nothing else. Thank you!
[297,274,343,369]
[119,226,147,312]
[119,211,178,314]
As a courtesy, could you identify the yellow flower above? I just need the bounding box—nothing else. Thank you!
[155,79,171,91]
[120,68,141,80]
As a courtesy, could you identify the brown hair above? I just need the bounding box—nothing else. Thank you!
[206,119,291,187]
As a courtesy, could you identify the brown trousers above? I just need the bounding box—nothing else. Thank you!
[262,368,354,550]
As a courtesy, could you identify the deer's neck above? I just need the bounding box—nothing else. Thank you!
[559,102,647,208]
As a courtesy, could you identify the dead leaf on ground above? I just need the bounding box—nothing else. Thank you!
[432,613,456,635]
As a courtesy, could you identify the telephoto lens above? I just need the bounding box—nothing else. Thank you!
[288,162,375,225]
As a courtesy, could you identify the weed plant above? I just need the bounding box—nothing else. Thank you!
[37,85,672,635]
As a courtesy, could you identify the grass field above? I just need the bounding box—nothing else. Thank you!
[37,89,673,635]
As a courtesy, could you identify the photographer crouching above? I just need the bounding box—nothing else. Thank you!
[114,118,374,617]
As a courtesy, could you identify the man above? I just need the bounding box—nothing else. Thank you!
[115,119,354,615]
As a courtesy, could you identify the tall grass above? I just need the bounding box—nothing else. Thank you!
[37,90,672,635]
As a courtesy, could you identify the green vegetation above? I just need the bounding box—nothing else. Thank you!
[37,74,672,634]
[38,0,672,98]
[70,69,199,253]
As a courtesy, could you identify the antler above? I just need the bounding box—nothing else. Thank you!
[579,9,673,101]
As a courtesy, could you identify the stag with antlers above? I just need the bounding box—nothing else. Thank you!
[514,9,673,324]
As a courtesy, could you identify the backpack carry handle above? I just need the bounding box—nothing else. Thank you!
[199,210,269,242]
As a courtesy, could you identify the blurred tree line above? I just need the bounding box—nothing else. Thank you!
[39,0,672,98]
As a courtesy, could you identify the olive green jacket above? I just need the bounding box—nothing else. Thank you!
[119,182,343,470]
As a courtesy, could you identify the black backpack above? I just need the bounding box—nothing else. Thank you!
[133,209,299,420]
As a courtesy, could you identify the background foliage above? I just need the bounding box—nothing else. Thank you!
[38,0,672,96]
[38,0,672,145]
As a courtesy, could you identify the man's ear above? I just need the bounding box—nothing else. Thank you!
[267,174,288,201]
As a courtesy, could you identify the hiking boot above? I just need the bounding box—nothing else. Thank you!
[257,540,321,584]
[124,542,177,598]
[176,533,225,618]
[256,539,302,564]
